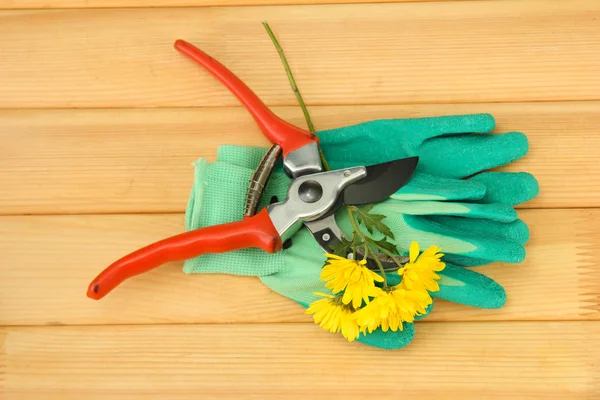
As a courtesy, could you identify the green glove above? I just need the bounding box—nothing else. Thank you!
[215,145,536,269]
[318,113,526,180]
[189,149,533,306]
[223,113,535,203]
[184,113,539,349]
[184,161,534,348]
[186,158,430,349]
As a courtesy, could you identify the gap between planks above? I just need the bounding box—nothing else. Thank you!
[1,208,598,326]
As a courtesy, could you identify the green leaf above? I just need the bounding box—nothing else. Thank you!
[370,237,399,255]
[355,207,395,239]
[359,204,374,214]
[330,236,354,257]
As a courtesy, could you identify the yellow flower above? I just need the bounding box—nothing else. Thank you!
[305,292,361,342]
[320,253,384,309]
[398,241,446,292]
[353,286,432,333]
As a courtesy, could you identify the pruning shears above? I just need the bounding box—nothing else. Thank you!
[86,39,418,300]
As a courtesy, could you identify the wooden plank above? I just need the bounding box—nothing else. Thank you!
[1,1,599,108]
[0,0,459,9]
[1,322,599,399]
[2,102,598,215]
[1,208,598,326]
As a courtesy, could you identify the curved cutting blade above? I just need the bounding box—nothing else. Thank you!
[341,156,419,205]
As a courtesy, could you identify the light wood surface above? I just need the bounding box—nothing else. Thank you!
[1,1,599,109]
[0,0,454,8]
[2,102,599,215]
[1,208,598,326]
[1,0,599,398]
[2,322,599,399]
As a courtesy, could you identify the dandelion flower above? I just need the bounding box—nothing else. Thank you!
[320,253,384,309]
[398,241,446,292]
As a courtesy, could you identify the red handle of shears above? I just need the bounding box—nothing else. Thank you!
[174,39,318,156]
[87,209,282,300]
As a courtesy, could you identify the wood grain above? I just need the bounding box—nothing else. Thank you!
[0,0,457,9]
[1,208,598,326]
[2,101,598,215]
[1,322,599,399]
[1,1,599,109]
[0,0,598,397]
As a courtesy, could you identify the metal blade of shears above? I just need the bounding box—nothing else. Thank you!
[304,156,418,271]
[341,156,419,206]
[304,157,419,271]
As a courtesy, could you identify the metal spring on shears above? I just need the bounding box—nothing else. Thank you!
[244,144,282,217]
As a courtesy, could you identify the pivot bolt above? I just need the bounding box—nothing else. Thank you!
[298,180,323,203]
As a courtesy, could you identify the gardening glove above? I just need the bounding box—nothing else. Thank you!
[186,157,432,350]
[191,145,536,308]
[218,113,535,207]
[318,113,525,180]
[184,113,538,348]
[215,142,537,269]
[184,158,535,348]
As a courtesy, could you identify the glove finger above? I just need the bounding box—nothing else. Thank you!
[214,145,537,213]
[405,215,525,263]
[433,263,506,309]
[417,214,529,266]
[215,145,539,208]
[377,200,518,222]
[469,172,540,206]
[400,214,526,263]
[335,202,523,263]
[418,131,529,179]
[423,216,530,244]
[391,171,486,202]
[440,254,494,267]
[318,114,496,169]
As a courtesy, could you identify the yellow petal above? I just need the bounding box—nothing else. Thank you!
[432,262,446,272]
[341,289,353,306]
[312,292,334,298]
[324,253,345,261]
[367,268,386,283]
[420,245,440,259]
[409,241,420,263]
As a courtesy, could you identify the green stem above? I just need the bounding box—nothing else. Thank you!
[347,207,367,259]
[366,242,388,288]
[368,238,406,270]
[347,207,388,287]
[262,21,330,171]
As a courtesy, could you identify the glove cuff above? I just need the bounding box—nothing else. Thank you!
[183,158,287,277]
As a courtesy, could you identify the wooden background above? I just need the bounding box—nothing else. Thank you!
[1,0,599,398]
